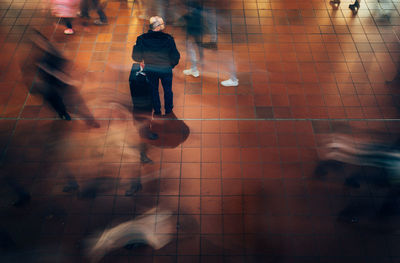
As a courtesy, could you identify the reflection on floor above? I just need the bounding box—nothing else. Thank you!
[1,0,400,262]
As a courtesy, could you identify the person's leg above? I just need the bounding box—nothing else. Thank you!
[96,8,108,23]
[64,18,73,29]
[135,0,147,19]
[160,72,173,114]
[220,49,238,86]
[188,38,197,71]
[45,87,71,120]
[146,71,162,114]
[63,18,74,34]
[183,38,200,77]
[80,0,90,18]
[195,34,203,67]
[229,62,238,82]
[205,7,217,44]
[92,0,108,24]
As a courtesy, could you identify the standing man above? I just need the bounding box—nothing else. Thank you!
[132,16,180,115]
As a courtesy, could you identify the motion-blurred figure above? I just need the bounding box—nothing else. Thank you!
[321,135,400,219]
[182,0,204,78]
[24,30,73,120]
[322,135,400,181]
[134,0,167,20]
[50,0,80,34]
[86,208,174,262]
[22,30,99,126]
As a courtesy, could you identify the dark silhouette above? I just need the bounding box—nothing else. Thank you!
[132,16,180,115]
[21,30,99,127]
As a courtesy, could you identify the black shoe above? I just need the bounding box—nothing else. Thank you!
[329,0,340,7]
[165,109,173,115]
[125,181,143,196]
[59,112,71,121]
[147,132,158,140]
[154,111,161,116]
[140,153,153,163]
[349,1,359,13]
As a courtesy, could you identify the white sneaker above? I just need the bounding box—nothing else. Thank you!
[221,78,238,87]
[183,68,200,77]
[64,28,74,35]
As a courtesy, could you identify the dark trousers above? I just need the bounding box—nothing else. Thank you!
[63,18,73,29]
[45,89,67,116]
[146,70,173,113]
[81,0,108,22]
[40,72,68,116]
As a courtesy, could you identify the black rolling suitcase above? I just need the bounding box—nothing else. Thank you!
[129,63,152,110]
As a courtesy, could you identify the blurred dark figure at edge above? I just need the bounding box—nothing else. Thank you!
[132,16,180,116]
[318,135,400,220]
[22,30,72,121]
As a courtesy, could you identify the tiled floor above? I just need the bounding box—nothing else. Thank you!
[1,0,400,262]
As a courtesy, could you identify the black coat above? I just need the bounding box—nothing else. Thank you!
[132,30,180,70]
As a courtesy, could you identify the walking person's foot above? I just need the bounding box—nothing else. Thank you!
[221,78,239,87]
[94,20,108,25]
[59,112,71,121]
[183,68,200,77]
[64,28,74,35]
[140,153,153,164]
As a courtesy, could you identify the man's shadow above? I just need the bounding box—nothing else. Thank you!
[146,112,190,149]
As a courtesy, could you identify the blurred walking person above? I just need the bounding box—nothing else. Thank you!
[22,30,75,120]
[86,208,174,262]
[182,0,204,78]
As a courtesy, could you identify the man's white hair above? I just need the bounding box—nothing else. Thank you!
[149,16,165,31]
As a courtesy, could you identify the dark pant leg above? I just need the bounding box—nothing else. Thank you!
[45,88,68,116]
[92,0,108,22]
[146,71,161,113]
[64,18,73,29]
[160,72,173,112]
[80,0,90,17]
[194,34,203,62]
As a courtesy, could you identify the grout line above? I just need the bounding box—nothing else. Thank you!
[1,117,400,121]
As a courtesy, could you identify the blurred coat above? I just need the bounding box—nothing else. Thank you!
[51,0,80,17]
